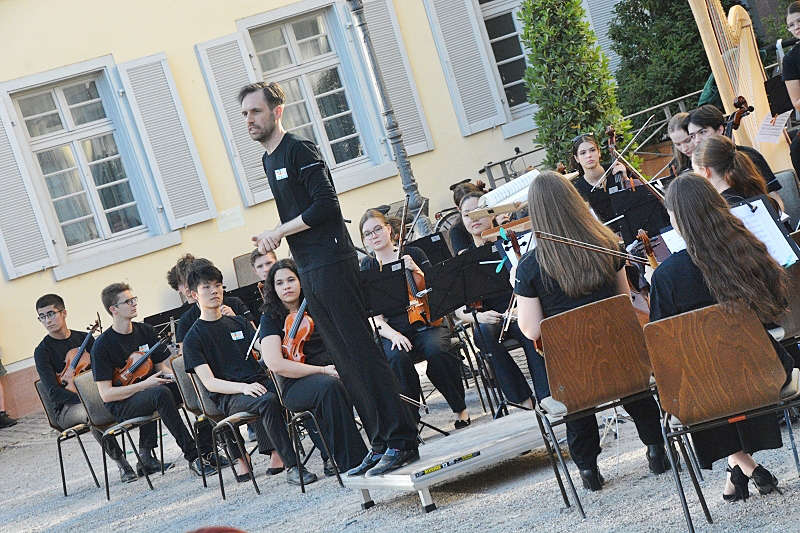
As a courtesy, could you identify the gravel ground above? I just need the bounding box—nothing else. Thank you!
[2,363,800,533]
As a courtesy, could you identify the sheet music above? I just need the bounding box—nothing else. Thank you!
[755,110,792,144]
[730,199,798,267]
[498,231,535,268]
[660,229,686,253]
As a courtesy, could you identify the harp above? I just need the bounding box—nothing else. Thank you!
[687,0,792,171]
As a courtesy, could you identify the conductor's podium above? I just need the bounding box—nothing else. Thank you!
[343,410,552,513]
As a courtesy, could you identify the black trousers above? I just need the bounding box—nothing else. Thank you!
[216,385,297,468]
[381,325,466,423]
[566,394,663,471]
[301,258,417,451]
[282,373,368,471]
[107,382,210,462]
[56,402,125,462]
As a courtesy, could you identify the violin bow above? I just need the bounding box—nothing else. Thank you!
[533,231,649,265]
[245,324,261,360]
[590,114,656,192]
[498,228,535,342]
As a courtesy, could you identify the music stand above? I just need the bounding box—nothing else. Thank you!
[408,232,453,266]
[358,261,450,438]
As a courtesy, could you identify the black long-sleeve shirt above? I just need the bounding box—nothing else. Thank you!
[263,133,355,273]
[34,331,94,409]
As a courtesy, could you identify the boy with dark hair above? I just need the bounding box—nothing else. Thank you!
[92,283,219,478]
[182,261,317,486]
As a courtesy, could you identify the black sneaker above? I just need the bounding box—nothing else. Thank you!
[365,448,419,477]
[189,457,217,477]
[205,450,231,469]
[323,458,338,477]
[646,444,670,475]
[347,449,383,476]
[117,461,137,483]
[0,411,17,429]
[286,465,318,486]
[136,449,174,476]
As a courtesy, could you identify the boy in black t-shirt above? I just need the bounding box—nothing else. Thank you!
[91,283,218,478]
[33,293,135,482]
[182,261,317,486]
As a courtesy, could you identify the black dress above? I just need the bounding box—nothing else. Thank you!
[649,250,792,469]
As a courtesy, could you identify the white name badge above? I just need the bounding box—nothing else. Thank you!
[231,331,245,341]
[138,344,150,352]
[275,168,289,180]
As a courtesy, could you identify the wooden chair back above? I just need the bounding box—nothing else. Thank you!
[777,231,800,339]
[540,294,652,414]
[170,356,202,415]
[73,373,116,429]
[644,304,786,426]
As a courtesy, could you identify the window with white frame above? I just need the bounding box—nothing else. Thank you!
[478,0,531,119]
[248,12,365,167]
[14,77,143,249]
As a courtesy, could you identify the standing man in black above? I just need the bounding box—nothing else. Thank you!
[241,81,418,476]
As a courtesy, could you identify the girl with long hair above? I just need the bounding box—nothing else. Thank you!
[650,173,792,501]
[667,112,692,173]
[568,133,624,223]
[692,134,771,205]
[514,171,668,491]
[359,209,471,430]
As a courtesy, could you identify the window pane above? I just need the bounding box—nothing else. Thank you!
[485,14,517,39]
[491,36,523,62]
[45,170,84,198]
[89,157,126,186]
[298,36,331,60]
[258,48,292,72]
[53,193,92,222]
[498,58,526,85]
[18,92,57,117]
[282,103,312,130]
[98,181,135,209]
[62,218,99,246]
[292,16,325,41]
[505,82,528,108]
[291,124,318,144]
[308,68,343,95]
[330,137,363,163]
[37,146,75,175]
[324,114,357,140]
[81,134,118,162]
[70,101,106,125]
[317,91,349,118]
[106,205,142,233]
[251,25,287,52]
[25,113,64,137]
[63,81,100,105]
[282,78,304,102]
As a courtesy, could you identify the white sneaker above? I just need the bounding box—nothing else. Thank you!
[539,396,567,416]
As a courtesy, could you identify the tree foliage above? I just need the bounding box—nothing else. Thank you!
[520,0,630,168]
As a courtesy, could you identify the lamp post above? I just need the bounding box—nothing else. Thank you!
[347,0,432,235]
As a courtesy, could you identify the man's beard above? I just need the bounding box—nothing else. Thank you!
[251,122,274,143]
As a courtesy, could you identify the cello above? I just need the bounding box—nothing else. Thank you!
[59,313,101,393]
[112,331,170,387]
[724,96,753,139]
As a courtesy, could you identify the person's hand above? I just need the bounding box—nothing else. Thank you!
[321,365,339,379]
[389,331,413,352]
[494,213,511,226]
[477,310,503,324]
[252,227,283,253]
[220,305,235,317]
[143,372,172,388]
[400,254,421,273]
[61,367,75,385]
[611,160,628,178]
[240,382,267,397]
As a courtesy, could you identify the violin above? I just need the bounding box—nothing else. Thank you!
[282,298,314,363]
[724,96,753,139]
[636,229,659,270]
[112,332,170,387]
[606,126,637,191]
[59,314,101,393]
[397,195,442,328]
[601,125,665,204]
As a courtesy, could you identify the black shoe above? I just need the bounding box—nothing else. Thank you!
[454,418,471,430]
[117,461,137,483]
[646,444,670,475]
[323,458,338,477]
[204,450,230,469]
[723,465,750,502]
[750,465,781,495]
[579,467,604,491]
[189,457,217,477]
[365,448,419,478]
[266,466,286,476]
[286,465,318,486]
[0,411,17,428]
[347,449,383,476]
[136,449,173,476]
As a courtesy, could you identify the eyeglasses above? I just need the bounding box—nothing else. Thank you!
[114,296,138,307]
[37,310,63,322]
[362,225,387,239]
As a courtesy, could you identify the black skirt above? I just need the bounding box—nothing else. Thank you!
[692,415,782,470]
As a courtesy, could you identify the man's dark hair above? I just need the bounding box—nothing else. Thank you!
[101,283,132,314]
[688,104,725,131]
[173,253,196,287]
[249,248,277,267]
[186,259,223,292]
[166,265,180,291]
[36,293,64,311]
[238,81,285,109]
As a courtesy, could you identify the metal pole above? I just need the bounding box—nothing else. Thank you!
[347,0,432,235]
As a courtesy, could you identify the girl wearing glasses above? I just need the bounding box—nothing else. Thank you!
[359,209,470,430]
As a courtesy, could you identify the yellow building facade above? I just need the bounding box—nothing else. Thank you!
[0,0,549,413]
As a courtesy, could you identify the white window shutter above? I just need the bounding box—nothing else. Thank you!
[195,34,270,206]
[0,103,58,279]
[423,0,506,137]
[363,0,433,155]
[118,53,216,229]
[584,0,622,73]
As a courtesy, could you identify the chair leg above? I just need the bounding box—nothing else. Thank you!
[158,419,165,476]
[231,423,260,495]
[57,436,68,497]
[535,412,569,508]
[191,420,207,488]
[307,413,343,488]
[101,437,110,501]
[541,412,584,519]
[661,421,695,533]
[783,409,800,477]
[125,430,154,490]
[289,422,305,494]
[683,434,703,482]
[74,433,100,488]
[211,428,227,500]
[676,434,712,524]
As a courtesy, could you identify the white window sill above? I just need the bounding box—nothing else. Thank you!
[501,114,536,139]
[52,231,182,280]
[333,161,397,194]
